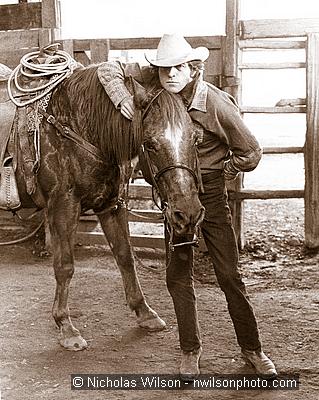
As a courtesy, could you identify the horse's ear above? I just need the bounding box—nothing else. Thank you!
[129,76,149,110]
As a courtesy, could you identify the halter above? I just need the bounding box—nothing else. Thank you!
[139,89,202,252]
[140,143,198,207]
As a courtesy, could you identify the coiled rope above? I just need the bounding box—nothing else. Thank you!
[7,45,77,107]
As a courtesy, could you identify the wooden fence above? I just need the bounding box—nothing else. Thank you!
[0,0,61,68]
[0,0,319,249]
[237,16,319,248]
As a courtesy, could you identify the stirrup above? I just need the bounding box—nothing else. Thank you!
[0,156,21,210]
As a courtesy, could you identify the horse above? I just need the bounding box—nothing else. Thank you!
[0,60,204,352]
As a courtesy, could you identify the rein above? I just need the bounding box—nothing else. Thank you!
[38,108,104,161]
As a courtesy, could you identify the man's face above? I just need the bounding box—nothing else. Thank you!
[158,63,193,93]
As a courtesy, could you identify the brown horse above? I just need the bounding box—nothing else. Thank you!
[2,63,204,351]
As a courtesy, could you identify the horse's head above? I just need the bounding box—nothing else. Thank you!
[132,80,205,238]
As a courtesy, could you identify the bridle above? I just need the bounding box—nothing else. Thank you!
[139,143,198,208]
[139,144,202,254]
[139,89,203,252]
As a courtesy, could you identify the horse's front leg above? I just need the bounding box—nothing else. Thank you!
[98,204,166,331]
[48,197,88,351]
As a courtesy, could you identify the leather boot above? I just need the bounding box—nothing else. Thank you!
[180,346,202,381]
[241,349,277,379]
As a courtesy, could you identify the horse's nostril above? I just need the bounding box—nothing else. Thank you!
[173,210,187,223]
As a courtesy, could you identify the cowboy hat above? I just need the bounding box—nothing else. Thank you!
[145,34,209,67]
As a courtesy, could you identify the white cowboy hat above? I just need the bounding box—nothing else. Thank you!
[145,34,209,67]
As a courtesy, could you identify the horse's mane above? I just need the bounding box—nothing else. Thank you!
[61,65,189,164]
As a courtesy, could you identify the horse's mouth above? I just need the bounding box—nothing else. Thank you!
[166,205,205,237]
[172,225,199,239]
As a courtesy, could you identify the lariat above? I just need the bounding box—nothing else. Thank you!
[7,44,77,107]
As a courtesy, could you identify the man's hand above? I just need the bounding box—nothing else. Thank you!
[120,96,135,120]
[224,160,240,181]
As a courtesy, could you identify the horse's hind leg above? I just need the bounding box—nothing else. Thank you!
[48,197,88,351]
[98,205,166,331]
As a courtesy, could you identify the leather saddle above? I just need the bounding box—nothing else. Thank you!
[0,69,42,211]
[0,45,73,211]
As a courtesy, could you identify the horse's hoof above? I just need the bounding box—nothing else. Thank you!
[138,315,166,332]
[59,335,88,351]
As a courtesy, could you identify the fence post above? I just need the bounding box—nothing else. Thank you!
[90,39,110,63]
[61,39,74,58]
[223,0,245,249]
[305,33,319,248]
[41,0,61,41]
[41,0,60,28]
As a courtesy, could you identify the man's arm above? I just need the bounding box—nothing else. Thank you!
[97,61,134,109]
[97,61,155,119]
[214,93,262,180]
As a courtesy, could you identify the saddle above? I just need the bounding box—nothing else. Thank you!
[0,79,41,211]
[0,44,76,211]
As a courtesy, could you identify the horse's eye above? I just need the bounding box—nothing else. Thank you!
[145,141,159,152]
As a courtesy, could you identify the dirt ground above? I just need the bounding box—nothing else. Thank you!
[0,199,318,400]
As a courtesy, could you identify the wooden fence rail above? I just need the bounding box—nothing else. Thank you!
[76,181,305,249]
[240,18,319,39]
[60,36,224,87]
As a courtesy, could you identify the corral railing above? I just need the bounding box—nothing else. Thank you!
[0,0,318,249]
[237,16,319,248]
[0,0,61,68]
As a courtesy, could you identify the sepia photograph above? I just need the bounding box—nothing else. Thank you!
[0,0,318,399]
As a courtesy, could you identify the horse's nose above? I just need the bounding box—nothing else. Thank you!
[171,205,205,234]
[171,210,188,230]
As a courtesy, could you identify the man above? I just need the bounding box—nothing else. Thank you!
[97,34,277,380]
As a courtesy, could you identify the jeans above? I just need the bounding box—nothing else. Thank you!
[165,170,262,352]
